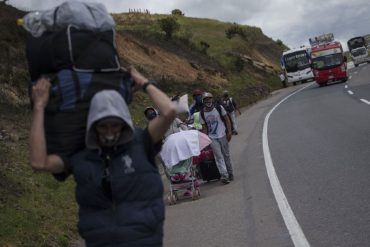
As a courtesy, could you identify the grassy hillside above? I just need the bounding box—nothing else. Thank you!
[0,4,286,246]
[113,12,286,116]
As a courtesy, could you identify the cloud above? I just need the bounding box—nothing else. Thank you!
[8,0,370,50]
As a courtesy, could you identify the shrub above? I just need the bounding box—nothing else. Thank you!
[171,9,184,16]
[225,24,246,39]
[276,39,283,46]
[158,16,180,39]
[225,24,261,42]
[200,41,210,53]
[234,57,245,72]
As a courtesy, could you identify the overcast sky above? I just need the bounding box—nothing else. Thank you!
[8,0,370,50]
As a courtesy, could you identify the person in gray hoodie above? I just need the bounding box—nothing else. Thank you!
[29,66,176,247]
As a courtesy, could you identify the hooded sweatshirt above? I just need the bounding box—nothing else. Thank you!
[71,90,164,247]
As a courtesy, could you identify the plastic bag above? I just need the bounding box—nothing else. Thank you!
[42,1,115,31]
[19,1,115,37]
[173,94,189,114]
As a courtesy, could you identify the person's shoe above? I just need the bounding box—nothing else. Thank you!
[232,130,238,135]
[221,175,230,184]
[229,174,234,181]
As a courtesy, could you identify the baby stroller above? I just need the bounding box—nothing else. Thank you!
[160,130,211,205]
[162,157,200,205]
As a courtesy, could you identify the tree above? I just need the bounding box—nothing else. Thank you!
[171,9,184,16]
[276,39,283,46]
[158,16,180,39]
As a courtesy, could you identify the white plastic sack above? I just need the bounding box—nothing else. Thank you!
[160,130,211,168]
[173,94,189,114]
[41,1,115,32]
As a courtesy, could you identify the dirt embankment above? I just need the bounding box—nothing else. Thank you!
[116,34,229,87]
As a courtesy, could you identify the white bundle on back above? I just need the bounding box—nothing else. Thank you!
[41,1,115,31]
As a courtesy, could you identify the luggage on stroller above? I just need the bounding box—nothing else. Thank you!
[194,145,221,182]
[163,158,200,205]
[160,130,212,204]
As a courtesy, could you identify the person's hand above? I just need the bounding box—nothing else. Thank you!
[227,132,232,142]
[32,78,51,110]
[126,66,149,89]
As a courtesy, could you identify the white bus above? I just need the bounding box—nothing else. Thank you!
[281,47,314,85]
[347,36,370,67]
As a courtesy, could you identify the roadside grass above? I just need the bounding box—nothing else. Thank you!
[0,104,78,247]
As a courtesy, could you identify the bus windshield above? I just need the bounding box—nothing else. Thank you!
[351,47,367,57]
[347,37,365,51]
[283,51,311,73]
[312,53,342,70]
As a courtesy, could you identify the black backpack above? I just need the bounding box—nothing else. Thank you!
[26,25,121,81]
[221,97,235,113]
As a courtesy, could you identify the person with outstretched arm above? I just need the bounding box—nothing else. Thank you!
[30,66,176,247]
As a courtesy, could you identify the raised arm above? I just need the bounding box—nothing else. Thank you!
[127,66,176,143]
[29,78,65,173]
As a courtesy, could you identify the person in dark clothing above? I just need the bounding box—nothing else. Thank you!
[221,90,241,135]
[189,89,203,115]
[144,106,158,121]
[30,66,176,247]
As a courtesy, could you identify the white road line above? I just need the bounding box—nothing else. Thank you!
[345,85,348,89]
[349,75,352,80]
[262,84,312,247]
[354,71,358,74]
[360,99,370,105]
[348,90,354,95]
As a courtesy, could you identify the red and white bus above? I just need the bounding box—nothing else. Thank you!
[311,41,348,86]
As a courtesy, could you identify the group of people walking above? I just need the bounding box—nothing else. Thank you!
[145,89,241,184]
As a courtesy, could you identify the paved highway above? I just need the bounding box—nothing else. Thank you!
[164,63,370,247]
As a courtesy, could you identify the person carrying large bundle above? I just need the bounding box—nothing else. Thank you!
[30,67,176,247]
[20,1,133,158]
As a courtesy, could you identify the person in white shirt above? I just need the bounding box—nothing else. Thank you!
[199,92,234,183]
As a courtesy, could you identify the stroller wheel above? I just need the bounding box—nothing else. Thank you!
[172,194,177,204]
[167,193,177,205]
[196,188,201,197]
[174,192,179,201]
[167,195,173,205]
[192,189,200,200]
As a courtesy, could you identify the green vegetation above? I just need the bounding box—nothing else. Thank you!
[171,9,184,16]
[158,16,180,39]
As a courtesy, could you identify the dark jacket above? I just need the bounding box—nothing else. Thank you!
[71,90,164,247]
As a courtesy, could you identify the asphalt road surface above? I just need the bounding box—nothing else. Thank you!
[163,63,370,247]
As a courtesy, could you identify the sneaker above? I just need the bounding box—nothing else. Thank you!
[229,174,234,181]
[221,176,230,184]
[232,130,238,135]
